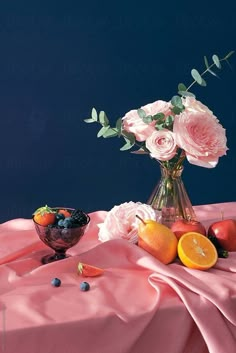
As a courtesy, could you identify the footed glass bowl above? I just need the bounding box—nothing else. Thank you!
[33,207,90,264]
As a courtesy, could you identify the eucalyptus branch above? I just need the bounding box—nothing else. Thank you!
[186,51,234,92]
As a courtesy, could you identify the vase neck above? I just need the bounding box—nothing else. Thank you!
[160,164,184,179]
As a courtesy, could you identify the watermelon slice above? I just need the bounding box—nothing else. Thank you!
[78,262,104,277]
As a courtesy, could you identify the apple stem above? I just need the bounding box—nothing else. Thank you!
[136,215,146,225]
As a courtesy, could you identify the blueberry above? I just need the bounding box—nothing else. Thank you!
[56,213,65,221]
[58,219,65,227]
[80,281,90,291]
[63,217,73,228]
[51,278,61,287]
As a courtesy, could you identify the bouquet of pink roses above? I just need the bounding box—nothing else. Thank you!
[85,51,234,227]
[84,51,234,170]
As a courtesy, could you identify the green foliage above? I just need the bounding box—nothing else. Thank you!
[99,111,109,126]
[115,118,122,136]
[191,69,207,86]
[91,108,98,121]
[212,54,221,69]
[102,128,119,138]
[224,51,234,59]
[178,83,187,92]
[137,108,146,119]
[179,51,234,94]
[120,132,136,151]
[97,125,110,138]
[84,51,234,156]
[171,95,185,115]
[178,90,195,97]
[153,112,165,120]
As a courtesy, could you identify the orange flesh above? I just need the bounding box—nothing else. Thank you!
[178,232,218,270]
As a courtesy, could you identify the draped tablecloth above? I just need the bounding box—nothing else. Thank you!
[0,202,236,353]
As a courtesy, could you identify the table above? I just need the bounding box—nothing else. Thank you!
[0,202,236,353]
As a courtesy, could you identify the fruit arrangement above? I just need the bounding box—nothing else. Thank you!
[135,214,234,271]
[33,205,89,229]
[33,205,90,258]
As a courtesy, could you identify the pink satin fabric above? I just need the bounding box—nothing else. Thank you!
[0,203,236,353]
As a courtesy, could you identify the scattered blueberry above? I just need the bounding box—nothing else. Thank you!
[80,281,90,291]
[51,278,61,287]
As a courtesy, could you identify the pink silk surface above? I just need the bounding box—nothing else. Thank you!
[0,202,236,353]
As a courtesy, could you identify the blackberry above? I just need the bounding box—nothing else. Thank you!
[71,209,88,226]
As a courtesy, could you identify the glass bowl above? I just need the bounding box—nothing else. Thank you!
[33,207,90,264]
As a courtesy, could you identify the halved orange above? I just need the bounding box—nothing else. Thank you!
[177,232,218,270]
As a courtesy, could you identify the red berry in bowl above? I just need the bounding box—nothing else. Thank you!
[33,205,56,226]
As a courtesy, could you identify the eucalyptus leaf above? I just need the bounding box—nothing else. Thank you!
[199,78,207,87]
[116,117,122,133]
[120,140,134,151]
[97,125,110,138]
[137,108,146,119]
[99,111,109,126]
[208,69,219,78]
[153,112,165,120]
[171,95,183,108]
[91,108,98,121]
[224,51,235,60]
[212,54,221,69]
[155,123,164,130]
[165,115,174,126]
[103,128,118,138]
[191,69,203,85]
[204,56,209,69]
[84,118,96,123]
[122,131,136,144]
[178,83,187,92]
[178,90,196,98]
[225,59,233,70]
[171,106,183,115]
[143,115,153,123]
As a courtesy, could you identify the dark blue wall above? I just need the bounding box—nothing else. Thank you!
[0,2,235,222]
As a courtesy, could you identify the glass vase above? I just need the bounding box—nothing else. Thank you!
[147,164,197,228]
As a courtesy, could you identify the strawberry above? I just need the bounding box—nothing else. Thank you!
[78,262,104,277]
[58,209,71,218]
[33,205,56,226]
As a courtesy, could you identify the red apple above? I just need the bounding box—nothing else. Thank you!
[171,219,206,240]
[208,219,236,252]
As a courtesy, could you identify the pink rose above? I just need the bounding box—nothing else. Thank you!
[145,130,177,161]
[98,201,157,243]
[122,100,171,142]
[142,100,171,116]
[182,96,213,114]
[122,109,156,142]
[173,100,228,168]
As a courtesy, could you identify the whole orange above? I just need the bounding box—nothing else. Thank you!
[137,218,178,264]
